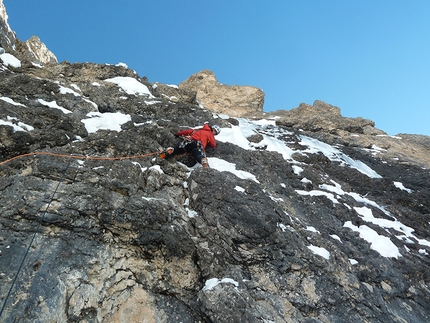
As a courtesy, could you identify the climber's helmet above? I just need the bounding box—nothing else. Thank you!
[211,125,221,135]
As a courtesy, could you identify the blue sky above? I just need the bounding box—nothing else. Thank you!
[4,0,430,135]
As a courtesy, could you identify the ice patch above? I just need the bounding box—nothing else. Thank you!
[185,208,198,218]
[349,259,358,265]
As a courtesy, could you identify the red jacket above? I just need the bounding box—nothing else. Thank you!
[177,124,217,149]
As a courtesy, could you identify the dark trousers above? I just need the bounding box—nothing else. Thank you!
[171,140,206,164]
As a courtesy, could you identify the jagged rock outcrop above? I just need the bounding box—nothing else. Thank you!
[1,3,430,323]
[179,69,265,117]
[273,100,385,136]
[0,0,16,53]
[268,100,430,169]
[151,82,197,104]
[20,35,57,65]
[0,0,57,66]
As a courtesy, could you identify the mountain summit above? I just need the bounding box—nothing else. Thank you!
[1,2,429,323]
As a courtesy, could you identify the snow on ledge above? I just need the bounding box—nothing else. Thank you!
[307,245,330,259]
[0,53,21,68]
[0,96,26,107]
[104,76,155,98]
[208,157,259,183]
[393,181,412,193]
[81,112,131,133]
[344,221,401,258]
[37,99,72,114]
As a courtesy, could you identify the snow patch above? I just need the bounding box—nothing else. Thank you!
[344,221,401,258]
[0,117,34,132]
[37,99,72,114]
[234,186,246,193]
[0,53,21,68]
[208,157,259,183]
[0,97,26,107]
[81,112,131,133]
[59,85,81,97]
[299,135,382,178]
[202,278,239,291]
[104,76,155,97]
[393,181,412,193]
[307,245,330,260]
[296,189,339,204]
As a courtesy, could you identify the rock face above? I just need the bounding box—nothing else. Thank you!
[1,4,430,323]
[21,35,57,65]
[179,69,265,117]
[273,100,384,136]
[0,0,57,65]
[271,100,430,169]
[0,0,17,53]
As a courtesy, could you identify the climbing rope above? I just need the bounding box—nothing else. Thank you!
[0,157,73,318]
[0,150,161,166]
[0,149,161,318]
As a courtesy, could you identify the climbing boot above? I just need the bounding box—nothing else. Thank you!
[201,157,209,168]
[159,147,174,159]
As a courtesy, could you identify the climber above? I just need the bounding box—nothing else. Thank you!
[160,124,221,168]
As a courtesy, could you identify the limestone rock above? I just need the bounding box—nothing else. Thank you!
[1,0,56,66]
[0,0,17,54]
[0,3,430,322]
[1,58,430,323]
[21,35,57,65]
[274,100,385,136]
[151,83,197,104]
[179,69,264,117]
